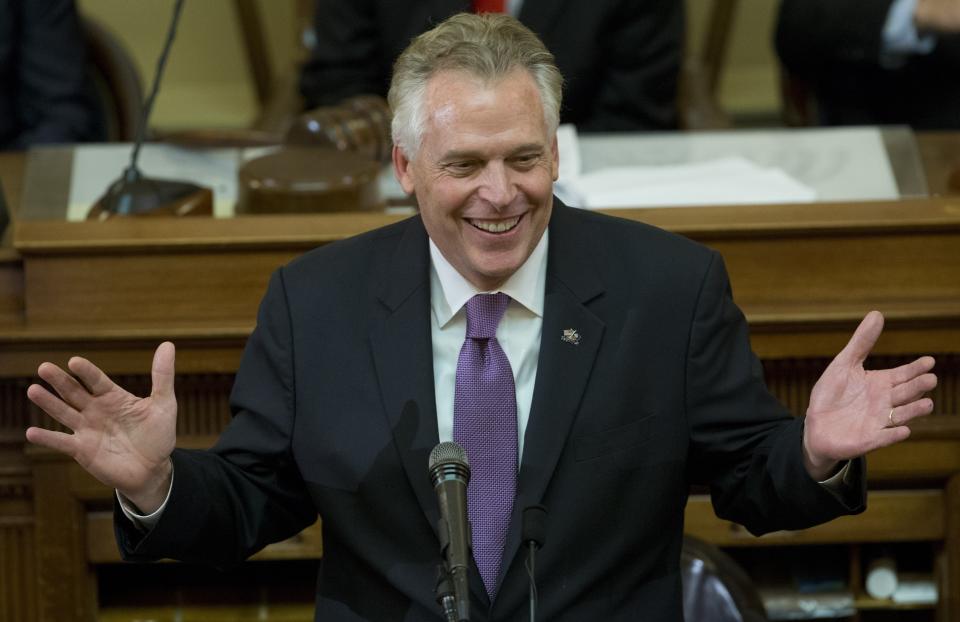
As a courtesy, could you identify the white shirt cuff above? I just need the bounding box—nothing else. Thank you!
[116,468,174,531]
[818,460,853,491]
[882,0,937,67]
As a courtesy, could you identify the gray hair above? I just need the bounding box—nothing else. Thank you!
[388,12,563,159]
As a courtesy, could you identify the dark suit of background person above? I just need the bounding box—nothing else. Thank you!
[115,200,864,621]
[0,0,105,149]
[299,0,684,131]
[776,0,960,128]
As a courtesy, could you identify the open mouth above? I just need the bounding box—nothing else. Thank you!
[467,215,522,234]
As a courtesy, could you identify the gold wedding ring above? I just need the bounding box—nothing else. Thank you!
[888,407,897,428]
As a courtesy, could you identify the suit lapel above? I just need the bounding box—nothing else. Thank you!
[369,217,442,537]
[499,203,606,588]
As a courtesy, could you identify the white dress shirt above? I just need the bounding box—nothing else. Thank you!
[429,231,547,463]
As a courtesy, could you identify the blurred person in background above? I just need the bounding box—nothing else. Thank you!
[300,0,683,132]
[0,0,105,150]
[777,0,960,128]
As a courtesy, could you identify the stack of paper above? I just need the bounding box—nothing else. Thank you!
[556,157,817,209]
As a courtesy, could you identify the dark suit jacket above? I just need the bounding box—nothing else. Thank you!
[299,0,683,131]
[0,0,105,149]
[776,0,960,129]
[118,202,864,621]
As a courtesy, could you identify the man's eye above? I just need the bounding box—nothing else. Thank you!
[511,154,541,168]
[445,161,478,174]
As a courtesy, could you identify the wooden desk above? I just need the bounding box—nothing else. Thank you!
[2,137,959,621]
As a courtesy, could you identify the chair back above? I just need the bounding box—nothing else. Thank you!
[81,17,144,142]
[682,535,769,622]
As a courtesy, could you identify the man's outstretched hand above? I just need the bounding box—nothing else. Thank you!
[801,311,937,480]
[25,342,178,514]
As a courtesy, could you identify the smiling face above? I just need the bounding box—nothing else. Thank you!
[393,68,559,291]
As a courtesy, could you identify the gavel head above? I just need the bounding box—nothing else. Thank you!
[286,95,393,164]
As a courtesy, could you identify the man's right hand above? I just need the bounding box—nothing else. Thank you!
[25,342,178,514]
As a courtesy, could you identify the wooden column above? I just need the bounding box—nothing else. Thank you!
[0,472,36,622]
[30,454,102,622]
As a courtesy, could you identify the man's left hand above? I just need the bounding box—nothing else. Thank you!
[802,311,937,480]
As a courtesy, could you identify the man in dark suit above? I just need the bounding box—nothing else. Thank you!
[0,0,105,149]
[776,0,960,128]
[300,0,683,131]
[26,13,937,621]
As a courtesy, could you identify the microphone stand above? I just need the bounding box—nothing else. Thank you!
[526,541,538,622]
[522,505,547,622]
[436,563,459,622]
[89,0,212,219]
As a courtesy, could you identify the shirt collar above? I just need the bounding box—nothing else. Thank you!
[429,230,548,328]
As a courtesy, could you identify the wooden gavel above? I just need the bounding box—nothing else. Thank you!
[236,95,393,215]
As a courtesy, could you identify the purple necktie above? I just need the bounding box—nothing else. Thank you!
[453,293,518,599]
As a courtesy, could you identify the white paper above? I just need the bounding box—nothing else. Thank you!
[560,157,817,208]
[573,127,899,205]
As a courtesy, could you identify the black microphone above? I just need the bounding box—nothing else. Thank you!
[522,505,547,622]
[429,441,472,622]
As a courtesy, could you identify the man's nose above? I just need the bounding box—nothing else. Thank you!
[476,161,516,208]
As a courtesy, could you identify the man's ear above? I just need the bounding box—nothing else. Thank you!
[392,144,417,195]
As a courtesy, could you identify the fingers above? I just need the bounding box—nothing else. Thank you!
[890,398,935,427]
[888,356,936,385]
[837,311,884,366]
[24,426,77,457]
[151,342,177,400]
[67,356,116,397]
[891,372,938,406]
[26,384,83,431]
[874,425,912,449]
[37,362,94,410]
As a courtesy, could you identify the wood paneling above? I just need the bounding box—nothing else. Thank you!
[764,354,960,418]
[0,518,37,622]
[0,256,23,327]
[0,331,246,378]
[23,250,296,329]
[31,461,97,622]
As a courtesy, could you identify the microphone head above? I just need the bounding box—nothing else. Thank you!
[429,441,469,470]
[428,441,470,487]
[522,504,548,549]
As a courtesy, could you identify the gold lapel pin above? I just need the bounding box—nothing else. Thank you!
[561,328,581,345]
